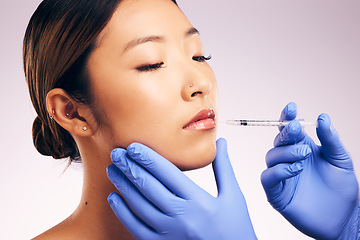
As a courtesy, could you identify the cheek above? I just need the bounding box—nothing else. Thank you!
[95,73,181,146]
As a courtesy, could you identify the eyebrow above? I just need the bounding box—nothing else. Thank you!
[123,27,200,53]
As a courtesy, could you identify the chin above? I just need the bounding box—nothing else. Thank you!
[179,153,216,171]
[175,139,217,171]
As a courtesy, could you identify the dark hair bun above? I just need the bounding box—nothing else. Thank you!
[32,116,80,161]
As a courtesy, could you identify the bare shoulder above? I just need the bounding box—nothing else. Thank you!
[32,228,67,240]
[32,217,79,240]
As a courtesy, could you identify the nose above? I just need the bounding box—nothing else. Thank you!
[181,66,213,101]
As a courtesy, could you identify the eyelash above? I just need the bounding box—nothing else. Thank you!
[136,62,164,72]
[192,55,212,62]
[136,55,212,72]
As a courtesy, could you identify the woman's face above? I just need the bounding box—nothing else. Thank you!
[87,0,218,170]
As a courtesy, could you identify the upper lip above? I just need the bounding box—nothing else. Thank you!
[183,108,216,129]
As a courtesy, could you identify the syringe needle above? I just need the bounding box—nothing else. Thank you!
[225,119,317,127]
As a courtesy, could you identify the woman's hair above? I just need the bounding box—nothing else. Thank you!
[23,0,178,161]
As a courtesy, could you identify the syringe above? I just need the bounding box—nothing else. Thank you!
[226,119,316,127]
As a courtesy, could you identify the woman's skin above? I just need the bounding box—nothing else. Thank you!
[37,0,218,239]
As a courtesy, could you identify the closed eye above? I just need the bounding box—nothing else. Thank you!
[192,55,212,62]
[136,62,164,72]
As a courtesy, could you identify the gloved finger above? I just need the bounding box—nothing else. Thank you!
[261,162,303,199]
[107,192,158,240]
[126,143,207,200]
[274,120,306,147]
[212,138,241,197]
[265,144,311,168]
[316,113,353,170]
[107,164,174,231]
[279,102,297,131]
[109,151,186,216]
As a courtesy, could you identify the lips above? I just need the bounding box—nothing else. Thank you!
[183,108,216,130]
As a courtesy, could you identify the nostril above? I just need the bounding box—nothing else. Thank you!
[191,91,202,97]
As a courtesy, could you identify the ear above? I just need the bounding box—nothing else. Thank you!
[46,88,97,137]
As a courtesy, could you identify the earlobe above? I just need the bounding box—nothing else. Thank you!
[46,88,95,137]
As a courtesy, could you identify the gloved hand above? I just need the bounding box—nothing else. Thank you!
[261,102,359,239]
[107,138,257,240]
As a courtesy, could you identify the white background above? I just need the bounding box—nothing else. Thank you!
[1,0,359,239]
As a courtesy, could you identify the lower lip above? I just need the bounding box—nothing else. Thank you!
[184,119,216,130]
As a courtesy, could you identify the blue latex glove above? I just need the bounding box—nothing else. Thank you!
[261,102,360,239]
[107,138,257,240]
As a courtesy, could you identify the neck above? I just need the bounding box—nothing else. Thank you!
[70,141,135,240]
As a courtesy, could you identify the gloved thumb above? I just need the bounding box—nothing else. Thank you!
[316,113,353,170]
[212,138,240,197]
